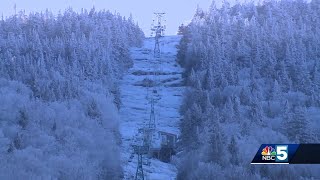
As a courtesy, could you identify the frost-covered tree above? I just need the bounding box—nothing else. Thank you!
[249,97,264,124]
[180,103,203,148]
[205,111,225,165]
[284,106,313,143]
[271,80,282,101]
[228,136,239,165]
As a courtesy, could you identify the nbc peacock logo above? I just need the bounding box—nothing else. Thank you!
[261,146,276,160]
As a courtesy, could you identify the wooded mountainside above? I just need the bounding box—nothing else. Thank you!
[0,8,144,179]
[176,0,320,179]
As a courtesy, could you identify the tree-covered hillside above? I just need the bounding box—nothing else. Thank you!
[0,8,144,179]
[176,0,320,179]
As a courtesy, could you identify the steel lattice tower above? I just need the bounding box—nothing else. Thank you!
[135,154,144,180]
[133,145,148,180]
[151,13,166,58]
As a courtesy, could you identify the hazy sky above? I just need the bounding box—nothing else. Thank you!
[0,0,220,35]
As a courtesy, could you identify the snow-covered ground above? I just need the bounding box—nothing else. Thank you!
[119,36,183,180]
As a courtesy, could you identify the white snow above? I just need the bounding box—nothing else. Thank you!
[119,35,183,180]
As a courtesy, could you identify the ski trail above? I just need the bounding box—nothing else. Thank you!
[119,36,183,180]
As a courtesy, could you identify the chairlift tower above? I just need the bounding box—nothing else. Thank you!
[133,145,149,180]
[135,153,144,180]
[151,13,166,58]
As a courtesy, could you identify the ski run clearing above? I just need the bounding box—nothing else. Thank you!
[119,36,183,180]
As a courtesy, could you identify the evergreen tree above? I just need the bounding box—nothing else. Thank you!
[271,79,282,101]
[249,97,264,125]
[223,97,234,123]
[18,108,28,129]
[205,111,224,165]
[233,96,241,121]
[180,103,202,148]
[228,136,239,165]
[177,23,186,35]
[284,106,312,143]
[240,87,251,106]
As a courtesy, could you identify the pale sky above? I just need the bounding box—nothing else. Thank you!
[0,0,220,35]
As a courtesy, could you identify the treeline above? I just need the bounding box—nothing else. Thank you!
[176,0,320,179]
[0,8,144,179]
[0,8,144,103]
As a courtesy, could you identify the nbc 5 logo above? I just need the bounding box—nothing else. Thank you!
[275,145,288,162]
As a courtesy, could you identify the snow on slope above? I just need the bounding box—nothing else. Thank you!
[119,35,183,180]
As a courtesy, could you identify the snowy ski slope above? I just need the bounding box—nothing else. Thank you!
[119,36,183,180]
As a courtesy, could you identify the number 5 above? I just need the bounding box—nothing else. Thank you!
[276,145,288,162]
